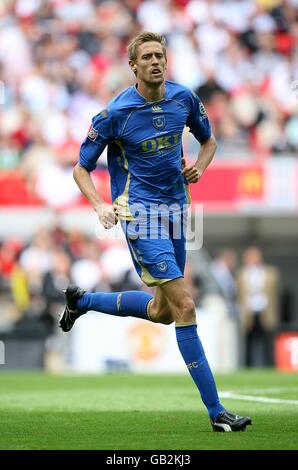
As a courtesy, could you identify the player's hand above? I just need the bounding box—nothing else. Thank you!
[95,203,119,229]
[182,163,202,184]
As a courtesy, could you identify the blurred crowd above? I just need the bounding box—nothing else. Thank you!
[0,0,298,207]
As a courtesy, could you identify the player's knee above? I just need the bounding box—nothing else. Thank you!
[174,297,196,323]
[176,296,195,313]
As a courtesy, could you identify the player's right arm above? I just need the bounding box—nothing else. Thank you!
[73,164,118,229]
[74,110,118,229]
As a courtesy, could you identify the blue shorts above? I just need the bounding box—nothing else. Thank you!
[121,209,187,287]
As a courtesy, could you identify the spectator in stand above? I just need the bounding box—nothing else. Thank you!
[211,248,243,367]
[42,248,72,334]
[211,248,238,320]
[237,246,280,367]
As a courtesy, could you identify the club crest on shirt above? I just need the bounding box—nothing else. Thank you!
[153,115,166,129]
[156,261,168,272]
[87,125,98,141]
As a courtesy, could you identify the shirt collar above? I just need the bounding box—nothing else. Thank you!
[132,82,168,104]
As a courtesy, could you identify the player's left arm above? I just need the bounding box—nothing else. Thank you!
[182,135,217,183]
[183,91,217,184]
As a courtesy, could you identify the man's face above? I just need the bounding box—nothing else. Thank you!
[130,41,167,86]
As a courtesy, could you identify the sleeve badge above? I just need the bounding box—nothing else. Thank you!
[199,101,207,119]
[87,125,98,141]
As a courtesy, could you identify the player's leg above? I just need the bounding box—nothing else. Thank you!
[59,222,160,332]
[159,277,225,421]
[164,213,225,419]
[59,239,180,331]
[59,281,177,332]
[59,285,154,332]
[61,214,185,330]
[159,277,252,431]
[59,232,176,332]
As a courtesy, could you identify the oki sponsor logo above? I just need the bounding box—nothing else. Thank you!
[141,134,179,152]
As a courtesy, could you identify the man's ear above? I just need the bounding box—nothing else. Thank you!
[129,60,137,75]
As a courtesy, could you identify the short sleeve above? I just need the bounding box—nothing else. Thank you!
[79,109,114,172]
[186,92,211,143]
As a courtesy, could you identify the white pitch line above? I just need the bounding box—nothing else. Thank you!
[219,391,298,405]
[228,387,298,395]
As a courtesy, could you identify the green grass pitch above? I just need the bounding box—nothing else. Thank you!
[0,369,297,450]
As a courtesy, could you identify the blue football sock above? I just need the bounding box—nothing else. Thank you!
[175,324,225,421]
[77,290,153,320]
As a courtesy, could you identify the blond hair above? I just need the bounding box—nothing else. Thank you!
[127,32,167,62]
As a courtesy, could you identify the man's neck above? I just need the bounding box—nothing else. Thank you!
[136,81,165,102]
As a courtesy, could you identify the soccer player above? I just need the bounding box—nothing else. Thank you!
[59,32,251,432]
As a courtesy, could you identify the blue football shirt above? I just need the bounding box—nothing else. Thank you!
[79,80,211,220]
